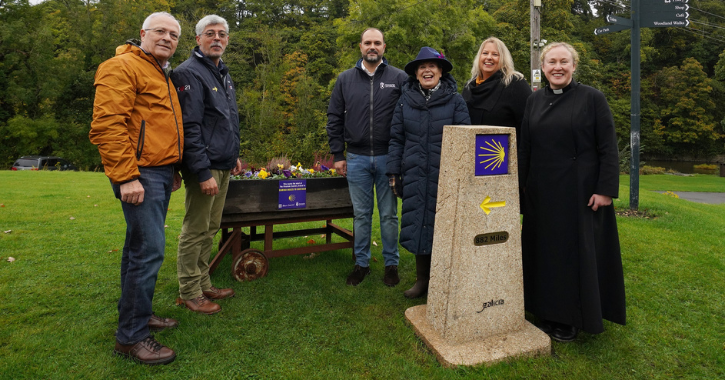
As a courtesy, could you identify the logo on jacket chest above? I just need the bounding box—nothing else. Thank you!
[380,82,397,89]
[177,84,190,92]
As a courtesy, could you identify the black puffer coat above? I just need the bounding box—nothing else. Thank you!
[387,74,470,255]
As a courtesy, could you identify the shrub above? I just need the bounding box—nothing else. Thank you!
[693,164,717,171]
[640,165,666,175]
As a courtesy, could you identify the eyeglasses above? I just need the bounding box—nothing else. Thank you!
[202,31,228,39]
[145,28,179,41]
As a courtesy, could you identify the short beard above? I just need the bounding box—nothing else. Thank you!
[363,54,382,64]
[363,55,383,63]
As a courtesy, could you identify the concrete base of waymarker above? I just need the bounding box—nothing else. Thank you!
[405,305,551,368]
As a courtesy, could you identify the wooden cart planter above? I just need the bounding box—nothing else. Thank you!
[211,176,354,281]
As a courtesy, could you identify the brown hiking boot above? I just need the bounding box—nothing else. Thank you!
[202,286,235,300]
[177,295,221,315]
[114,336,176,365]
[383,265,400,287]
[147,313,179,332]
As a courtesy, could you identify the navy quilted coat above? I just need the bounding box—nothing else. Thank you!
[386,74,470,255]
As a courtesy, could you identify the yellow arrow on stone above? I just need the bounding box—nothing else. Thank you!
[480,196,506,215]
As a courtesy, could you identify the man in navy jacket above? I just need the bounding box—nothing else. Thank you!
[326,28,408,286]
[171,15,241,314]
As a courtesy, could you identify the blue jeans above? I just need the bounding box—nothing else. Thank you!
[345,153,399,267]
[111,165,173,345]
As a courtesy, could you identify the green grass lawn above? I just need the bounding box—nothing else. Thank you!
[0,172,723,379]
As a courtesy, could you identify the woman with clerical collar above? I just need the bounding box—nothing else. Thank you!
[386,47,470,299]
[461,37,531,138]
[518,42,626,343]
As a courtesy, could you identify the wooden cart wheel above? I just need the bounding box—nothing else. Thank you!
[232,249,268,282]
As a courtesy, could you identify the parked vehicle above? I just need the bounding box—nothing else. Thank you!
[11,156,78,171]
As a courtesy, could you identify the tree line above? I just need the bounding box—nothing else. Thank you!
[1,0,724,170]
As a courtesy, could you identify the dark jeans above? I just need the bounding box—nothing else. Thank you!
[111,165,173,345]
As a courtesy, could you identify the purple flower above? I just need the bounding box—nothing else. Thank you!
[321,164,329,171]
[282,170,292,178]
[244,171,252,178]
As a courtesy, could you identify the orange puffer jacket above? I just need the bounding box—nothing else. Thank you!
[90,43,184,184]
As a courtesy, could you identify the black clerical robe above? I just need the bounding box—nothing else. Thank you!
[518,81,626,334]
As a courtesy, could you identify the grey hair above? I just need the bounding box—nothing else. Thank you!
[469,37,523,86]
[540,42,579,67]
[142,12,181,34]
[195,15,229,36]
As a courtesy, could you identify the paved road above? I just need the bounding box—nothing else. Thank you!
[654,191,725,204]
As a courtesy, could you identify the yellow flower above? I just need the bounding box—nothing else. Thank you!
[277,164,283,170]
[330,169,336,175]
[309,169,315,174]
[259,169,268,179]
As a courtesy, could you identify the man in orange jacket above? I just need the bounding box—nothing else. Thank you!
[89,11,183,366]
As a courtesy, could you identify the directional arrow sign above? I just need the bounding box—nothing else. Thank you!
[641,12,689,28]
[641,3,688,12]
[479,196,506,215]
[642,18,690,27]
[642,11,688,19]
[606,15,633,27]
[641,0,687,3]
[594,24,631,35]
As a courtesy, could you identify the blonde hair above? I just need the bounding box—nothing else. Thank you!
[469,37,523,86]
[540,42,579,67]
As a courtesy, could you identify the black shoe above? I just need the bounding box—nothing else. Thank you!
[550,325,579,342]
[535,319,555,335]
[346,265,370,286]
[383,265,400,287]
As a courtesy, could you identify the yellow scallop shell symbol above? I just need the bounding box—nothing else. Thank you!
[478,139,506,171]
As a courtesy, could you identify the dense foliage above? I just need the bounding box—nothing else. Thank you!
[1,0,724,169]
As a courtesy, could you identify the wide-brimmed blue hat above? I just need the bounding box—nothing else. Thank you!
[404,47,453,76]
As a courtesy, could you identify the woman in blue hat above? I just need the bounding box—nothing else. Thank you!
[386,47,471,298]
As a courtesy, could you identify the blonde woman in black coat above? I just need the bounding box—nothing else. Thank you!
[462,37,531,137]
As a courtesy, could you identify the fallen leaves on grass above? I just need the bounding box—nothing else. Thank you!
[164,225,169,228]
[372,257,378,263]
[7,257,16,263]
[307,239,315,244]
[372,241,378,247]
[69,216,75,220]
[3,230,11,234]
[108,249,119,253]
[303,252,317,259]
[616,208,656,219]
[0,204,4,207]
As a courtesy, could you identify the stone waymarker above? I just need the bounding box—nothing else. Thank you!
[405,125,550,367]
